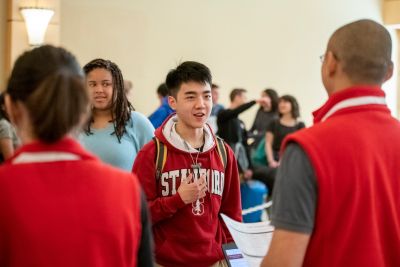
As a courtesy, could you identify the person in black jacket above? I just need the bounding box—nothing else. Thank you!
[217,88,268,179]
[249,88,279,148]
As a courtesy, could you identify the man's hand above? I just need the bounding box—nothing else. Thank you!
[256,96,271,107]
[178,174,207,204]
[269,159,280,168]
[243,169,253,180]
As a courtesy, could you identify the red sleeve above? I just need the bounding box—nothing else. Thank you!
[219,143,243,242]
[132,142,186,225]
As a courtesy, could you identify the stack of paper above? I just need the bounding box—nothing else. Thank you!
[221,214,274,267]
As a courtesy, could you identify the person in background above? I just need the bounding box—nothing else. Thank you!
[208,83,225,133]
[262,19,400,267]
[0,93,19,162]
[133,61,241,267]
[79,59,154,171]
[124,79,133,97]
[148,83,175,128]
[262,94,305,193]
[217,88,268,179]
[265,95,305,169]
[0,45,153,267]
[249,88,279,148]
[211,83,224,116]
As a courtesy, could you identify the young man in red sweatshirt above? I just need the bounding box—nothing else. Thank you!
[262,20,400,267]
[133,61,242,267]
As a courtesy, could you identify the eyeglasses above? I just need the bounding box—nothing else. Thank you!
[320,52,339,63]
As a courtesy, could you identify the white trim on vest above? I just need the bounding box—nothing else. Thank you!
[12,152,80,164]
[321,96,386,122]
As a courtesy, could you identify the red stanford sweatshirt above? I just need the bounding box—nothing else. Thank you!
[133,115,242,267]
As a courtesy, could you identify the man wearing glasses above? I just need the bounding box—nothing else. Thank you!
[262,19,400,267]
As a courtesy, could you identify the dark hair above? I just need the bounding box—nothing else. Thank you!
[0,93,9,121]
[6,45,88,143]
[211,83,219,90]
[263,88,279,112]
[157,83,169,97]
[165,61,212,98]
[279,95,300,119]
[229,88,247,102]
[329,19,393,84]
[83,59,134,142]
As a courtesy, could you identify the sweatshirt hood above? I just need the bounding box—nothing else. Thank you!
[155,114,216,153]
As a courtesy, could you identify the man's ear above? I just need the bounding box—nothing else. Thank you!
[168,95,177,111]
[325,51,338,77]
[383,61,394,83]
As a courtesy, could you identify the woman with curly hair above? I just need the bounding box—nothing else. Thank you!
[80,59,154,170]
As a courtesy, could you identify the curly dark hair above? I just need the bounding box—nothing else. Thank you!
[83,58,134,142]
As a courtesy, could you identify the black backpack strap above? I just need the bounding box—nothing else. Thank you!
[216,136,227,169]
[153,137,167,180]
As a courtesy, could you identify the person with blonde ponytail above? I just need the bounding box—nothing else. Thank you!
[0,45,153,267]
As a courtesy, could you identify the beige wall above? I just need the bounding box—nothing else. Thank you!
[0,0,60,92]
[1,0,385,125]
[60,0,386,126]
[0,0,7,90]
[383,0,400,116]
[6,0,60,76]
[383,0,400,25]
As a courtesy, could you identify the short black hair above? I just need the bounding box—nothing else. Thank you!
[211,83,219,90]
[279,95,300,119]
[157,83,169,97]
[229,88,247,102]
[165,61,212,97]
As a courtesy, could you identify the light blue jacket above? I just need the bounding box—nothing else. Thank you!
[79,111,155,171]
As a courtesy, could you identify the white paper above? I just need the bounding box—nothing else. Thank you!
[221,214,274,267]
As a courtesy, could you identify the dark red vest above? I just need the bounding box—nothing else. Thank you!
[0,138,142,267]
[283,86,400,267]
